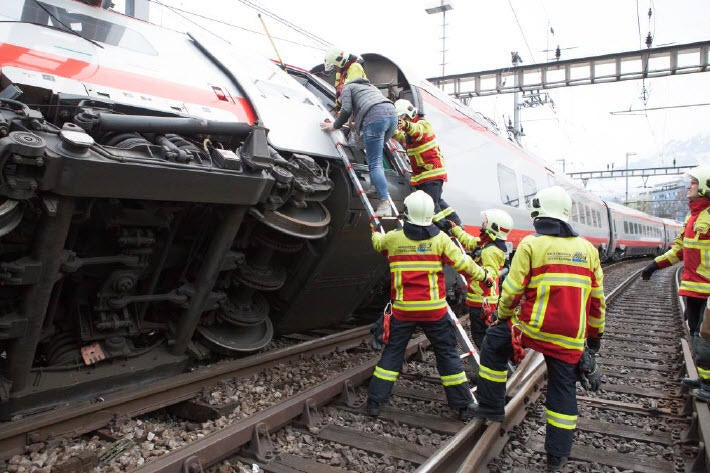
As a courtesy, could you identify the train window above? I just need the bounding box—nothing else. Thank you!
[579,205,586,224]
[596,210,602,228]
[592,210,599,228]
[522,175,537,207]
[497,164,520,207]
[571,201,579,223]
[14,1,158,55]
[585,205,592,226]
[624,221,629,234]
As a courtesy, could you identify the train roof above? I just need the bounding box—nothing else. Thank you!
[606,201,665,223]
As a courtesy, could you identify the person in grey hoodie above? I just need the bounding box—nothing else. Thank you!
[321,77,398,217]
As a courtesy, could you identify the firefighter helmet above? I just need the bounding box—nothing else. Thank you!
[403,190,435,226]
[394,99,417,119]
[324,48,348,72]
[530,186,572,222]
[688,165,710,196]
[481,209,514,240]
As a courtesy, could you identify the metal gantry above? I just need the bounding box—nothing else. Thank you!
[427,40,710,103]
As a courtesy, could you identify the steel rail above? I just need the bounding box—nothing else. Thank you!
[0,325,371,461]
[415,265,644,472]
[131,333,433,472]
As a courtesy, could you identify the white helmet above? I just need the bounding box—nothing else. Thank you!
[530,186,572,222]
[324,48,348,72]
[688,165,710,196]
[394,99,417,119]
[403,190,435,226]
[481,209,514,240]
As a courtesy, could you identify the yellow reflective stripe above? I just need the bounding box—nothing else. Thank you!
[529,273,591,288]
[698,366,710,380]
[684,239,710,249]
[546,409,577,430]
[513,314,586,351]
[680,280,710,291]
[441,371,468,386]
[478,364,507,383]
[467,294,485,303]
[576,287,589,339]
[393,299,447,311]
[658,252,680,265]
[373,366,399,382]
[411,168,447,183]
[429,271,438,301]
[587,315,605,328]
[394,270,403,300]
[530,284,549,327]
[407,140,438,155]
[503,276,524,295]
[433,207,454,222]
[391,261,443,271]
[591,287,604,297]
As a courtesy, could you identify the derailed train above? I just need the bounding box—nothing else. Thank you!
[0,0,681,417]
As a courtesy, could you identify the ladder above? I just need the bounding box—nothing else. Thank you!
[331,139,482,391]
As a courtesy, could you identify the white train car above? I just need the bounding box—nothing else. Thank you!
[607,202,666,258]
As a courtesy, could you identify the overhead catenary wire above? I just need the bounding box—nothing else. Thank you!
[507,0,536,63]
[148,0,327,51]
[234,0,331,47]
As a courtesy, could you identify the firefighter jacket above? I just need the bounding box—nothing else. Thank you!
[452,226,507,308]
[497,218,605,364]
[372,224,487,321]
[334,61,367,112]
[655,197,710,298]
[393,117,447,186]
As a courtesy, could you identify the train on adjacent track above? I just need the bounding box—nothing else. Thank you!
[0,0,682,417]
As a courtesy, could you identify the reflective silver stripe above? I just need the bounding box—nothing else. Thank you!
[393,299,447,310]
[684,239,710,249]
[530,284,549,328]
[503,276,524,294]
[478,364,507,383]
[373,366,399,382]
[391,261,443,271]
[546,409,577,429]
[441,371,468,386]
[512,316,585,350]
[529,273,591,288]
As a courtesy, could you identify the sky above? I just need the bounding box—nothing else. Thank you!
[121,0,710,201]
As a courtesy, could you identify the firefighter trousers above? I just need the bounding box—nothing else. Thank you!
[415,180,461,226]
[477,323,579,458]
[368,315,473,408]
[686,296,707,335]
[469,306,486,349]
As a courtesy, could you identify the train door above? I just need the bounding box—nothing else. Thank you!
[603,201,615,261]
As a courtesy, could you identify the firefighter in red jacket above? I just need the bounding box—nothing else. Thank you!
[473,186,606,473]
[642,165,710,401]
[366,190,493,421]
[448,209,514,348]
[393,99,461,227]
[323,48,367,113]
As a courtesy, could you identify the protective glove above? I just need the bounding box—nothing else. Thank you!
[434,219,454,234]
[483,268,494,288]
[398,118,411,133]
[577,348,601,391]
[641,261,659,280]
[586,336,602,355]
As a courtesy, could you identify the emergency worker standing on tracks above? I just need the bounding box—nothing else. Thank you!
[366,190,494,421]
[323,48,367,113]
[321,76,397,217]
[446,209,514,348]
[393,99,462,227]
[473,186,606,473]
[642,166,710,401]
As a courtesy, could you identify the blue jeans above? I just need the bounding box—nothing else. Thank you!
[361,116,398,200]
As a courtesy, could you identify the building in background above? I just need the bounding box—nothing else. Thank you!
[634,178,686,221]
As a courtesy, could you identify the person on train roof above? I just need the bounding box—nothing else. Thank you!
[444,209,514,349]
[642,165,710,401]
[472,186,606,472]
[365,190,494,421]
[392,98,462,228]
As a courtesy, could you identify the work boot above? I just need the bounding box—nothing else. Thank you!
[546,454,568,472]
[374,200,392,218]
[366,399,381,417]
[682,377,701,389]
[691,388,710,403]
[471,404,505,423]
[458,402,477,422]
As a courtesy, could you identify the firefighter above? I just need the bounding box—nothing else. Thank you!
[321,75,397,217]
[642,165,710,401]
[447,209,514,348]
[323,48,367,113]
[366,190,494,421]
[473,186,605,473]
[393,99,462,227]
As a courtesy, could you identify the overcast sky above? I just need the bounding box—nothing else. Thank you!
[138,0,710,200]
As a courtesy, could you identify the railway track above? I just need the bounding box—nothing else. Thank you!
[5,258,706,473]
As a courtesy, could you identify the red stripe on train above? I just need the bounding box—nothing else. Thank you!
[0,43,256,124]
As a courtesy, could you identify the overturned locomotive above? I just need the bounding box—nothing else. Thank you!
[0,0,411,417]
